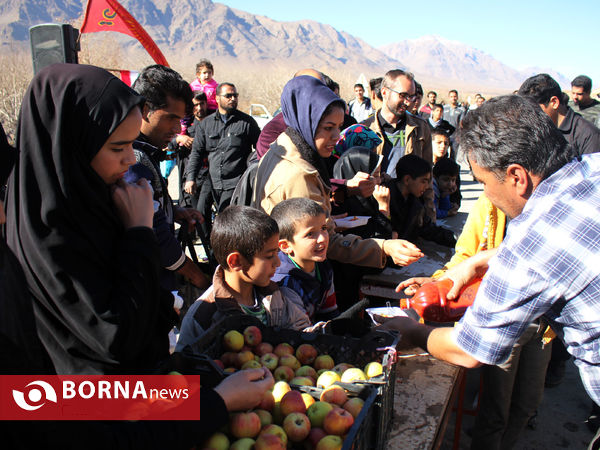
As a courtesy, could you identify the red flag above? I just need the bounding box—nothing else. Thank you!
[119,70,139,86]
[80,0,169,67]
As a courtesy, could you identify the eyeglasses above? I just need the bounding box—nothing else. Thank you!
[219,93,239,99]
[385,86,418,102]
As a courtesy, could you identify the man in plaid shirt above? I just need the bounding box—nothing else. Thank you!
[384,95,600,448]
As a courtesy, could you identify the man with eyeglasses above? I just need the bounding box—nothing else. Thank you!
[361,69,434,219]
[185,82,261,212]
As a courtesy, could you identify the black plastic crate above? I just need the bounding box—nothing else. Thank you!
[182,315,399,449]
[342,384,377,450]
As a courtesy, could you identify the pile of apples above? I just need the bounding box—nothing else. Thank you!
[202,326,384,450]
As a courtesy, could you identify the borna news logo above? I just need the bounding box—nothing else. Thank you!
[12,380,58,411]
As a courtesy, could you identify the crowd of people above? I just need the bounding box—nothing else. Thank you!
[1,59,600,449]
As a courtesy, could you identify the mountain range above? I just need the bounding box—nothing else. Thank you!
[0,0,568,92]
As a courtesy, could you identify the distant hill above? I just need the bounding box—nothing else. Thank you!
[380,35,570,91]
[0,0,405,75]
[0,1,569,94]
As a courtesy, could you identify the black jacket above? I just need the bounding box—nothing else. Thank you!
[186,110,261,191]
[559,107,600,156]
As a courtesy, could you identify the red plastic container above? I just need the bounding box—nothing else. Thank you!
[408,278,482,322]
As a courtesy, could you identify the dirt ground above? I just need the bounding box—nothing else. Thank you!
[440,360,596,449]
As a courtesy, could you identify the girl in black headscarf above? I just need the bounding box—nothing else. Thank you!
[5,64,177,374]
[332,146,393,239]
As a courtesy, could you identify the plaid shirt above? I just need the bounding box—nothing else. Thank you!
[453,153,600,405]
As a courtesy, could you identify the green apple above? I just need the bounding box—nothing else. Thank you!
[307,401,334,428]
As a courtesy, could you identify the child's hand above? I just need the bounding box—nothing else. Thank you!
[382,239,424,266]
[346,172,375,198]
[111,178,154,229]
[373,185,391,214]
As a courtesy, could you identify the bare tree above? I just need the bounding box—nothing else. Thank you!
[0,47,32,144]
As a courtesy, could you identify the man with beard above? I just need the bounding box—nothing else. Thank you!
[185,83,261,212]
[571,75,600,127]
[361,69,434,219]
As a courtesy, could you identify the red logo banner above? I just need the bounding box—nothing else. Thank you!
[80,0,169,66]
[0,375,200,420]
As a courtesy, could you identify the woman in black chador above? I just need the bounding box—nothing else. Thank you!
[5,64,177,375]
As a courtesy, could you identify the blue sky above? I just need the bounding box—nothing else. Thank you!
[217,0,600,88]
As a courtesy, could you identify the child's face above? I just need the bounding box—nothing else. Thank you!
[197,68,213,84]
[406,173,431,198]
[432,135,449,160]
[283,214,329,268]
[437,174,457,195]
[244,234,281,287]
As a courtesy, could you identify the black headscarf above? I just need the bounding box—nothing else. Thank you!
[4,64,173,374]
[333,146,382,216]
[280,75,345,186]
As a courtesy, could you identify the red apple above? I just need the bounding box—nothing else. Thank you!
[254,433,286,450]
[221,351,238,367]
[316,435,343,450]
[319,385,348,406]
[296,343,318,365]
[274,342,294,357]
[229,411,261,439]
[255,409,273,428]
[279,354,301,371]
[258,390,275,411]
[314,354,335,371]
[274,365,295,382]
[307,401,334,428]
[255,342,274,357]
[280,390,307,416]
[243,325,262,347]
[307,427,328,448]
[342,397,364,419]
[223,330,244,352]
[283,412,311,442]
[259,424,288,447]
[260,352,279,371]
[323,407,354,436]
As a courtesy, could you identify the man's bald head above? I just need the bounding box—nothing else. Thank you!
[293,68,325,83]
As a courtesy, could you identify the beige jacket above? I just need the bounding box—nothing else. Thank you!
[251,132,387,268]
